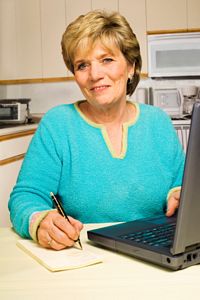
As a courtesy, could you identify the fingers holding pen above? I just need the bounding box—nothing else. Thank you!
[37,211,83,250]
[53,212,83,242]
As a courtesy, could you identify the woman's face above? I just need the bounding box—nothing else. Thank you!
[73,41,134,109]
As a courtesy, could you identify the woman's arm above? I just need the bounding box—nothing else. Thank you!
[8,110,64,238]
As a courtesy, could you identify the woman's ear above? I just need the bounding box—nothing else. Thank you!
[128,63,135,79]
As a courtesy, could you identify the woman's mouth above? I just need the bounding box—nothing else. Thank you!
[90,85,110,92]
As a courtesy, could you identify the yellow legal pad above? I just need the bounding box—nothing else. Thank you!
[17,239,103,272]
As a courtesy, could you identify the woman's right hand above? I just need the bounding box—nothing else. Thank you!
[37,210,83,250]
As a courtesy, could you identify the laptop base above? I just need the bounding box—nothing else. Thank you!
[88,221,200,271]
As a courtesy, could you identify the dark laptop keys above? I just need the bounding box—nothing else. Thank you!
[119,223,176,247]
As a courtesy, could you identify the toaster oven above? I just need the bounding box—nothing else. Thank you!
[0,99,30,124]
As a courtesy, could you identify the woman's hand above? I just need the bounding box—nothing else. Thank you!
[166,190,181,217]
[37,210,83,250]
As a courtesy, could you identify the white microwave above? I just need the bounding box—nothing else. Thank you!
[148,32,200,78]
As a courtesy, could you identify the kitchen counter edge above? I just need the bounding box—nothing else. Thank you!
[0,124,38,140]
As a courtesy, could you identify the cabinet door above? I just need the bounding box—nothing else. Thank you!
[15,0,42,79]
[187,0,200,29]
[119,0,147,74]
[92,0,118,11]
[41,0,67,78]
[65,0,91,76]
[0,159,23,227]
[146,0,187,32]
[66,0,91,24]
[0,132,34,227]
[0,135,34,161]
[0,0,17,80]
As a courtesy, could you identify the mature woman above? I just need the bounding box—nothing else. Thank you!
[9,10,185,250]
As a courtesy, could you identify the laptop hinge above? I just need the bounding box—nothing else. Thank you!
[185,243,200,252]
[171,243,200,255]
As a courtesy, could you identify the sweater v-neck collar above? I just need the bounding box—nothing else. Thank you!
[74,101,140,159]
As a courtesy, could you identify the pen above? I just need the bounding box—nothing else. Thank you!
[50,192,83,250]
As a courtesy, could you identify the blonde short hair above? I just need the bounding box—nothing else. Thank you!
[61,10,142,96]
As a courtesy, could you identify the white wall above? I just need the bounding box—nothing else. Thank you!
[0,85,7,99]
[2,78,200,114]
[5,81,84,113]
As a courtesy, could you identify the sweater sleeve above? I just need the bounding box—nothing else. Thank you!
[158,110,185,192]
[170,123,185,190]
[150,106,185,195]
[8,113,64,238]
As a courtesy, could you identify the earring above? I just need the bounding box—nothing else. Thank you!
[128,74,134,84]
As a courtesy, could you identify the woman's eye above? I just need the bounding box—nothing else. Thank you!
[103,58,113,63]
[77,63,88,71]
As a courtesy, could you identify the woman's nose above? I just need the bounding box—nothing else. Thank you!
[89,62,104,81]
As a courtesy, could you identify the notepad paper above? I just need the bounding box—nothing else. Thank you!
[17,239,103,272]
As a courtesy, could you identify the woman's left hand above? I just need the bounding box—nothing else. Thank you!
[166,190,181,217]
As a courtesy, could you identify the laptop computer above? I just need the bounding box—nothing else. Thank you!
[87,101,200,271]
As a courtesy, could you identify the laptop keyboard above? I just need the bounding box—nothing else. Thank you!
[119,222,176,247]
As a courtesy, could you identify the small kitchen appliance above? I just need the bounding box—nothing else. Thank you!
[149,87,183,117]
[0,98,31,124]
[181,86,200,115]
[148,32,200,78]
[149,86,200,118]
[149,87,198,152]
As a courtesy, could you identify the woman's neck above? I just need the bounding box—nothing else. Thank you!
[79,100,135,126]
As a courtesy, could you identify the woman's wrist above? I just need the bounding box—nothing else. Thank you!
[29,210,54,241]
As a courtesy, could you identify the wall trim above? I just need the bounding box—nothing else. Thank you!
[0,153,25,166]
[147,28,200,35]
[0,74,148,85]
[0,129,36,142]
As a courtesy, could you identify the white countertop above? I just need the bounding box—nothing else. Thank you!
[0,123,38,136]
[1,224,200,300]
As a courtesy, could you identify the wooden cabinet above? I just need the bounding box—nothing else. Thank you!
[66,0,91,24]
[65,0,92,76]
[65,0,147,74]
[0,0,16,80]
[15,0,42,79]
[0,0,68,80]
[146,0,200,33]
[0,160,23,227]
[40,0,67,78]
[0,0,17,80]
[0,134,34,161]
[0,0,42,80]
[1,0,200,81]
[187,0,200,29]
[146,0,187,32]
[119,0,147,73]
[91,0,118,11]
[0,129,36,227]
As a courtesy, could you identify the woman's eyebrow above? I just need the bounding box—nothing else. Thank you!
[75,52,114,64]
[74,59,85,65]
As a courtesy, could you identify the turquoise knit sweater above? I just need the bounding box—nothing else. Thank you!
[8,102,185,238]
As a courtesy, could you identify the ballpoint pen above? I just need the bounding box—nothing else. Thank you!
[50,192,83,250]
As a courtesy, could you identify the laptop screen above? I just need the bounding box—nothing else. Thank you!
[171,101,200,255]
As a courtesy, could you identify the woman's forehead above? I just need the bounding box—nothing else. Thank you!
[74,38,120,60]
